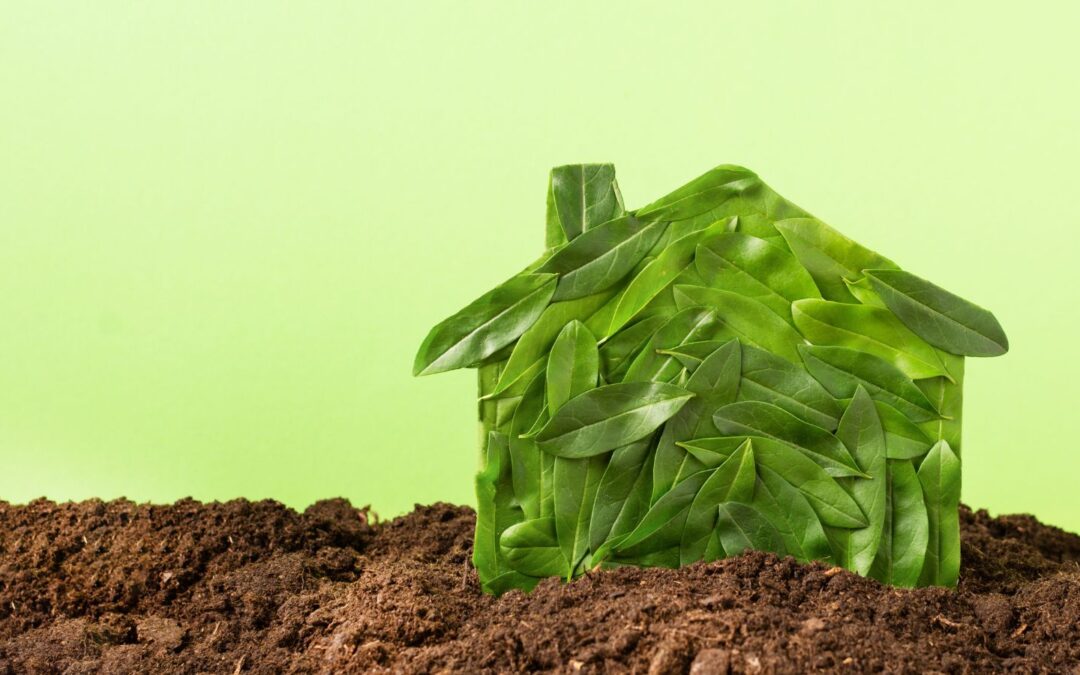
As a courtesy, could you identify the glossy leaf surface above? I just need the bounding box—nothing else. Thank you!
[414,274,557,376]
[598,315,667,382]
[606,219,731,335]
[792,299,950,381]
[680,439,756,564]
[865,269,1009,357]
[474,432,530,593]
[714,502,786,557]
[799,344,938,423]
[546,321,599,413]
[536,382,695,458]
[873,401,935,460]
[739,344,842,430]
[829,388,887,576]
[500,517,566,578]
[658,340,731,371]
[918,440,962,587]
[674,285,805,363]
[652,340,742,500]
[713,401,863,478]
[870,460,929,586]
[508,370,546,519]
[553,454,607,577]
[679,435,866,528]
[538,216,668,301]
[623,307,720,383]
[775,217,897,302]
[493,290,613,395]
[694,232,820,321]
[547,164,625,244]
[636,165,761,221]
[612,470,710,556]
[753,465,833,562]
[589,439,654,553]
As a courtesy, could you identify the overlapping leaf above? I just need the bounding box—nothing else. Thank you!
[674,285,804,363]
[775,217,897,302]
[535,382,694,458]
[414,273,557,376]
[865,269,1009,357]
[546,163,625,247]
[537,216,668,301]
[713,401,863,477]
[792,299,951,380]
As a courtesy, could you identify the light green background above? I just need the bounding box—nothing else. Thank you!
[2,3,1077,531]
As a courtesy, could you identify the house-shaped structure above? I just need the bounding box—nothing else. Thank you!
[415,164,1008,594]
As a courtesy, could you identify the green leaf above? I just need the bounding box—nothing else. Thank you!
[652,340,742,500]
[694,232,820,323]
[477,361,503,446]
[493,290,614,395]
[537,216,668,301]
[774,218,897,302]
[553,454,607,577]
[483,571,540,595]
[500,517,566,578]
[623,307,721,383]
[636,165,761,221]
[739,343,842,431]
[864,269,1009,357]
[917,440,962,587]
[673,285,805,363]
[547,164,625,245]
[829,388,887,576]
[712,401,863,478]
[539,451,556,518]
[714,502,787,557]
[474,432,528,592]
[873,400,934,460]
[603,221,732,337]
[917,354,965,453]
[589,437,655,548]
[753,466,833,563]
[870,459,929,587]
[844,276,887,308]
[799,345,939,423]
[536,382,695,458]
[598,315,667,383]
[482,355,547,404]
[546,321,599,413]
[680,439,757,564]
[508,370,547,519]
[414,273,557,376]
[678,340,743,404]
[754,181,814,222]
[792,299,950,381]
[611,469,711,556]
[657,340,731,372]
[679,435,866,528]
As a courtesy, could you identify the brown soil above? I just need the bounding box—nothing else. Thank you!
[1,499,1078,674]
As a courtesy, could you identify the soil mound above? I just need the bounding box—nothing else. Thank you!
[1,498,1077,673]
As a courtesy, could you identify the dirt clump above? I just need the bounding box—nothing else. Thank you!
[1,499,1077,673]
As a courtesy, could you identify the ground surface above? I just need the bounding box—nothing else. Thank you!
[0,499,1078,674]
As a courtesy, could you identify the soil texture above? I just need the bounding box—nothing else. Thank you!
[1,498,1078,674]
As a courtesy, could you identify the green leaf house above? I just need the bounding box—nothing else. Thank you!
[414,164,1008,595]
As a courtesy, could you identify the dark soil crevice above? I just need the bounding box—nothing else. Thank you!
[1,500,1077,674]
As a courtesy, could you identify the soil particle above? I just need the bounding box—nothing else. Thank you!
[1,500,1078,673]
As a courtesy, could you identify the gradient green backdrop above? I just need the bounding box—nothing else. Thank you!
[2,3,1078,531]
